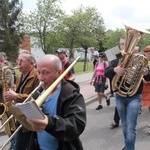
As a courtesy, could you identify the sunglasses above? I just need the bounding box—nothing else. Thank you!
[144,51,150,53]
[99,55,104,58]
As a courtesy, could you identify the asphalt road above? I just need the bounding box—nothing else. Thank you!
[81,96,150,150]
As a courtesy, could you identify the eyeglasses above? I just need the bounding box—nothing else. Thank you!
[144,51,150,53]
[16,59,28,63]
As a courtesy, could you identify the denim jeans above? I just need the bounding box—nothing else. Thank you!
[9,133,15,149]
[115,94,141,150]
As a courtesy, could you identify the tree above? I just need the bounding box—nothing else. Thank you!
[104,28,125,49]
[0,0,23,61]
[70,6,106,71]
[20,0,64,54]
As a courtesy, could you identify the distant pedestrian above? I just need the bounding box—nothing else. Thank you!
[107,36,125,129]
[90,52,110,110]
[89,48,99,70]
[56,48,75,81]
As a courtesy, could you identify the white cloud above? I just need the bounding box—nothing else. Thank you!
[62,0,150,30]
[22,0,150,30]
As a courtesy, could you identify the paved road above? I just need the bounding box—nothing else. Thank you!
[81,97,150,150]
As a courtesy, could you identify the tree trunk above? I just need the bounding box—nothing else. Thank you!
[83,49,88,71]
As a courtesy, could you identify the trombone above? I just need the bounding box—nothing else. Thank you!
[0,56,80,150]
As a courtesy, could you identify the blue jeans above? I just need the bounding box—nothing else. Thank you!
[9,133,15,149]
[115,94,141,150]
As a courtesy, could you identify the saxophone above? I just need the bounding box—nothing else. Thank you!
[0,66,16,135]
[112,25,149,97]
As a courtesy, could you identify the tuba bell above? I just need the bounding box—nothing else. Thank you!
[112,25,149,97]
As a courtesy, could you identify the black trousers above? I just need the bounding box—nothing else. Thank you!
[114,107,120,124]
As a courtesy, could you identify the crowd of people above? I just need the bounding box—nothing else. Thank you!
[0,50,86,150]
[0,38,150,150]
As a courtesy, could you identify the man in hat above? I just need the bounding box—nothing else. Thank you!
[55,48,75,81]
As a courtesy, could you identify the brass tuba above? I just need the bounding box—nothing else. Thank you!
[0,66,16,135]
[112,25,149,97]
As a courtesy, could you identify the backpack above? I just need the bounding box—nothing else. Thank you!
[95,61,106,69]
[62,61,71,79]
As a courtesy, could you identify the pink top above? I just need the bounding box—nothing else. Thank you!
[95,62,109,76]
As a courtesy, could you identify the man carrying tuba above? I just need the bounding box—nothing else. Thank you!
[105,25,149,150]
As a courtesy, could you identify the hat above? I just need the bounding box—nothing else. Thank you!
[56,48,68,56]
[144,45,150,51]
[56,48,66,53]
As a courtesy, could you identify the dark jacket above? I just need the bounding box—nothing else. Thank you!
[42,79,86,150]
[105,56,143,96]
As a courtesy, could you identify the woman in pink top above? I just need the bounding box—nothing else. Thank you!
[90,52,110,110]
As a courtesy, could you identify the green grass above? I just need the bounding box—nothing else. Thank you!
[14,68,20,75]
[74,61,93,74]
[14,62,93,75]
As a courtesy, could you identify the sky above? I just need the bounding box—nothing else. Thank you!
[22,0,150,30]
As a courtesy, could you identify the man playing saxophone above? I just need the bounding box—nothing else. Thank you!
[0,52,16,150]
[4,51,39,150]
[0,53,12,103]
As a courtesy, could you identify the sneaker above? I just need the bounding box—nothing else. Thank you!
[110,122,119,129]
[96,105,103,110]
[106,98,110,106]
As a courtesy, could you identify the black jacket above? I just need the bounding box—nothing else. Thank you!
[44,79,86,150]
[105,56,143,96]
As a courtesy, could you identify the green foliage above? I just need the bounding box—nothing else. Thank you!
[104,28,126,49]
[18,0,150,70]
[0,0,23,61]
[138,32,150,51]
[20,0,64,54]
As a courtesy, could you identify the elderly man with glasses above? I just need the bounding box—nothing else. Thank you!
[4,52,39,150]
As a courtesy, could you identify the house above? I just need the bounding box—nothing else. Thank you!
[20,35,93,61]
[20,35,45,62]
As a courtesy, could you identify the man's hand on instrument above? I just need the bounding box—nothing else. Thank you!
[142,67,149,76]
[4,90,17,101]
[114,66,126,76]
